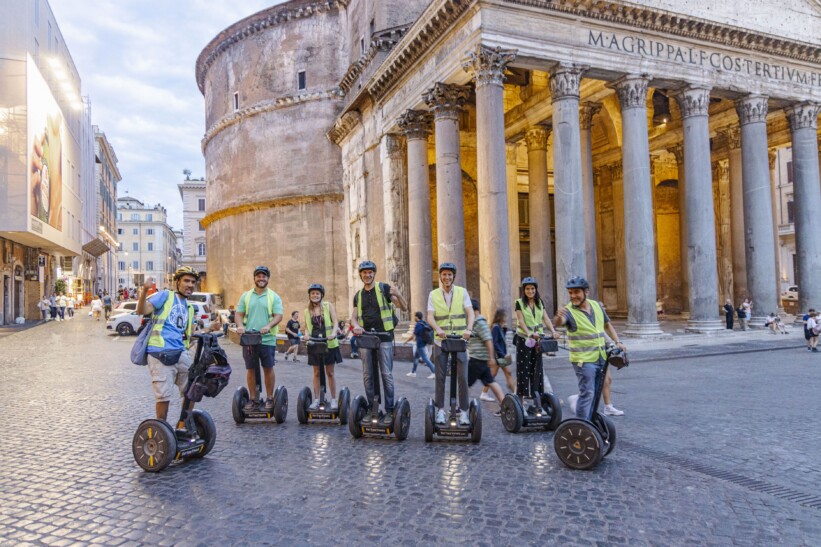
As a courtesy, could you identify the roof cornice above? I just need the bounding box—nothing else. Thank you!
[195,0,347,94]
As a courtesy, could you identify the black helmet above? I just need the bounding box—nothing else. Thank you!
[253,265,270,277]
[439,262,457,274]
[566,276,589,289]
[521,277,538,288]
[606,345,629,369]
[358,260,377,273]
[308,283,325,297]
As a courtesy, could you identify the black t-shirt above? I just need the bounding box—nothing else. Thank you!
[286,319,300,340]
[353,283,394,340]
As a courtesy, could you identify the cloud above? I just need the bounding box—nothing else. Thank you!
[49,0,285,229]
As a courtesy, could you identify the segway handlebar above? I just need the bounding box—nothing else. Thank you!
[192,332,223,339]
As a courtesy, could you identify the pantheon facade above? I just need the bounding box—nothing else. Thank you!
[197,0,820,334]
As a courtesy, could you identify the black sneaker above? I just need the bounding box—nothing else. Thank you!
[244,399,259,412]
[264,398,275,411]
[381,411,394,425]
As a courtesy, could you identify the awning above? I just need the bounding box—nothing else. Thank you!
[82,238,110,257]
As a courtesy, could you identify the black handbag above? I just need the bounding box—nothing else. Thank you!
[240,332,262,346]
[540,339,559,353]
[357,333,381,350]
[441,337,467,353]
[307,340,328,356]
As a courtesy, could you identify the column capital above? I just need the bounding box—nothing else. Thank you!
[524,126,550,151]
[718,125,741,150]
[607,161,623,180]
[579,101,602,130]
[398,109,433,140]
[548,63,588,102]
[461,45,517,88]
[422,82,470,120]
[673,86,712,118]
[666,143,684,165]
[609,75,650,110]
[784,101,820,131]
[735,94,769,126]
[768,148,778,170]
[505,141,520,164]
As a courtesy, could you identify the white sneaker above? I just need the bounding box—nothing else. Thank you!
[458,410,470,425]
[604,404,624,416]
[479,391,495,402]
[308,400,320,411]
[568,394,579,415]
[435,408,447,424]
[330,398,338,410]
[406,372,417,377]
[426,373,436,379]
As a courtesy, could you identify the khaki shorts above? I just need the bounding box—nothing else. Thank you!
[147,350,193,402]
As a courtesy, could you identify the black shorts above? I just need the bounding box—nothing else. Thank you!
[287,337,300,348]
[308,346,343,367]
[468,358,494,387]
[243,344,277,370]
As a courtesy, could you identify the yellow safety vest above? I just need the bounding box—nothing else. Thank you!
[242,288,280,336]
[148,291,194,349]
[566,299,607,364]
[431,286,467,335]
[356,282,395,332]
[305,301,339,349]
[516,298,545,337]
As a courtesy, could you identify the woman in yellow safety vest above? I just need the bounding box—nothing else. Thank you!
[301,283,342,410]
[513,277,558,399]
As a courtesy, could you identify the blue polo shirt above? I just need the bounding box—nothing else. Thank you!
[146,290,189,353]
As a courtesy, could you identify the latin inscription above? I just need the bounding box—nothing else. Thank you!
[589,30,821,89]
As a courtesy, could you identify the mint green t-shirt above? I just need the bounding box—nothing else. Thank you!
[236,289,283,346]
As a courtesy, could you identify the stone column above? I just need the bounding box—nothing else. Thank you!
[423,82,470,286]
[674,86,723,331]
[611,75,662,335]
[768,149,783,306]
[525,124,555,313]
[463,44,516,320]
[398,110,434,316]
[736,95,778,326]
[506,142,521,308]
[580,102,602,299]
[549,63,588,298]
[721,126,747,302]
[380,133,410,321]
[667,144,689,314]
[784,102,821,314]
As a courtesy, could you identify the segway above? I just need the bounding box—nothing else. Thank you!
[553,345,628,470]
[132,332,232,472]
[297,336,350,424]
[424,335,481,443]
[500,335,562,433]
[231,330,288,424]
[348,331,411,440]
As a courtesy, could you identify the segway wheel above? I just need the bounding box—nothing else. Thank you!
[393,398,411,441]
[424,400,434,443]
[338,387,350,425]
[297,387,312,424]
[349,395,367,438]
[190,409,216,458]
[132,419,177,473]
[501,394,524,433]
[554,419,604,470]
[232,387,249,424]
[593,412,617,457]
[469,399,482,443]
[273,386,288,424]
[540,392,562,431]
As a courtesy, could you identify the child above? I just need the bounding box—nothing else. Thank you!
[481,308,515,401]
[467,299,505,415]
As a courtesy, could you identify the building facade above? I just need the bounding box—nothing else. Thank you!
[93,126,120,296]
[115,197,178,292]
[0,0,95,322]
[197,0,821,331]
[178,176,207,285]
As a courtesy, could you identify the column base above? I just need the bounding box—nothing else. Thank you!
[748,316,768,328]
[623,321,668,338]
[685,319,725,333]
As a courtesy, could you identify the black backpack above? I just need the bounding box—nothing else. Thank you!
[420,321,435,345]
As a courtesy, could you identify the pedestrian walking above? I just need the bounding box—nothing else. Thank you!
[803,309,816,350]
[806,311,819,352]
[102,291,113,319]
[38,296,49,321]
[57,293,67,321]
[66,295,75,318]
[723,298,734,330]
[466,299,505,415]
[49,293,57,320]
[91,295,103,321]
[406,311,435,378]
[283,311,301,362]
[480,308,515,401]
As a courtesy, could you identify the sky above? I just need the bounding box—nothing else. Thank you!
[50,0,287,229]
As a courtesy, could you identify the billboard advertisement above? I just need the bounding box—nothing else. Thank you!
[27,56,64,231]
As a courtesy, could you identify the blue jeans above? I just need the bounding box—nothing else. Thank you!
[412,344,435,373]
[350,336,358,355]
[573,359,605,420]
[361,341,394,411]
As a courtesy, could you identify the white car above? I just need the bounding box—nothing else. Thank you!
[110,301,139,317]
[781,286,798,301]
[106,312,146,336]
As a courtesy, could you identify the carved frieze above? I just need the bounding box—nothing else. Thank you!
[548,63,588,101]
[784,102,821,131]
[422,83,471,120]
[327,110,362,145]
[666,144,684,166]
[461,45,517,88]
[674,86,711,118]
[735,95,769,126]
[398,110,433,140]
[579,101,602,130]
[717,126,741,150]
[610,75,650,110]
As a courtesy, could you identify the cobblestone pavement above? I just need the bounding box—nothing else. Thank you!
[0,315,819,545]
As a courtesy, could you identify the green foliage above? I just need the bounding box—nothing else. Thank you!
[54,279,67,295]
